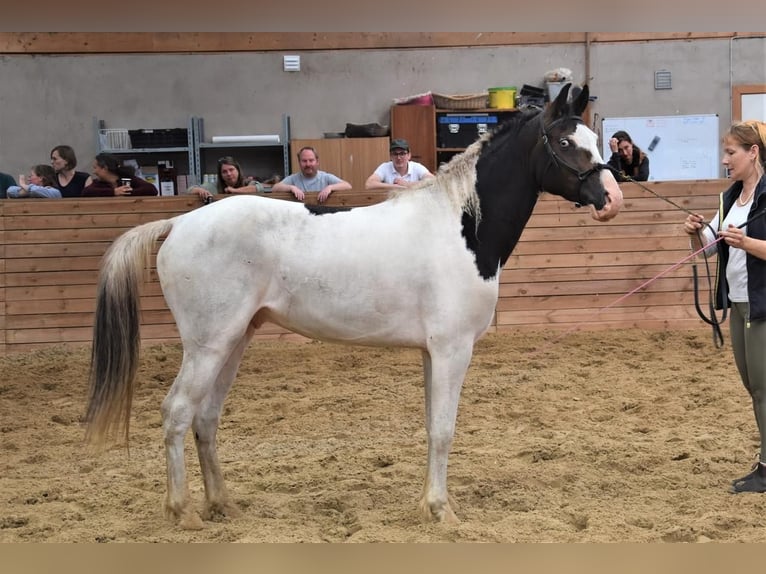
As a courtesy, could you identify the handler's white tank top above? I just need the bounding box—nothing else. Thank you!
[721,199,752,303]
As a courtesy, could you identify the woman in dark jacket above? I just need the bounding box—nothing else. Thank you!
[684,120,766,493]
[82,153,158,197]
[607,130,649,182]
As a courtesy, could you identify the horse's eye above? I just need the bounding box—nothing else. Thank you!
[559,138,570,148]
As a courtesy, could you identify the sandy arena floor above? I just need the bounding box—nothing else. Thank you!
[3,328,766,542]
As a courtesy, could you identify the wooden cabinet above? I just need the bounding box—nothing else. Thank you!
[391,105,520,173]
[289,137,390,191]
[390,105,436,173]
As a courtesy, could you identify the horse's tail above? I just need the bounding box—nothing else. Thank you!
[84,217,176,449]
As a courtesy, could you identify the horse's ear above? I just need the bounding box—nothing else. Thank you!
[545,82,572,121]
[571,84,590,117]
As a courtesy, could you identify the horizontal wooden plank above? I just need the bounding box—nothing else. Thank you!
[4,295,168,315]
[505,250,697,270]
[0,33,750,55]
[494,319,709,333]
[3,211,189,232]
[4,282,164,301]
[4,242,112,259]
[4,319,294,345]
[5,256,103,273]
[502,263,702,283]
[496,303,701,326]
[498,276,693,298]
[496,290,697,312]
[518,223,698,242]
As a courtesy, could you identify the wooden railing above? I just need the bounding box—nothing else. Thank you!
[0,181,723,354]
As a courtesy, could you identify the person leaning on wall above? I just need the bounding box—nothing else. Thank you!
[365,138,434,190]
[271,146,351,203]
[0,170,17,199]
[82,153,157,197]
[606,130,649,182]
[683,120,766,493]
[6,164,62,198]
[50,144,92,197]
[186,156,263,203]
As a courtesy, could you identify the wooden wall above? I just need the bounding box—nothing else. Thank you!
[0,181,723,355]
[0,33,754,55]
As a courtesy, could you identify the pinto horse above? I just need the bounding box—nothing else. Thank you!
[85,84,622,530]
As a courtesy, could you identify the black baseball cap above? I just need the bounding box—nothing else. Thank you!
[390,139,410,152]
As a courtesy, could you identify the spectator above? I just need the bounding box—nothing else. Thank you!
[82,153,157,197]
[607,130,649,182]
[6,164,62,198]
[186,156,263,202]
[365,138,434,190]
[0,171,17,199]
[271,146,351,203]
[683,120,766,493]
[50,144,92,197]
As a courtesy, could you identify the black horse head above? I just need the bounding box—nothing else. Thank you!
[462,83,623,280]
[535,83,622,220]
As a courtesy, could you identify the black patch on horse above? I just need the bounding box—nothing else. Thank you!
[304,204,353,215]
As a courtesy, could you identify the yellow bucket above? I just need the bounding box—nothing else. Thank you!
[488,86,516,109]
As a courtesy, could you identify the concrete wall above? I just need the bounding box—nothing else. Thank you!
[1,36,764,179]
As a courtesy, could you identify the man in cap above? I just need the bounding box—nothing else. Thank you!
[365,139,434,190]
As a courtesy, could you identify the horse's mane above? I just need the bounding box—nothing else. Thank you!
[388,108,540,221]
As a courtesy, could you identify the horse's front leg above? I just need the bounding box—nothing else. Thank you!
[419,343,473,523]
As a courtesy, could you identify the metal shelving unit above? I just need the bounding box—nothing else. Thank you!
[94,115,291,187]
[93,117,196,181]
[191,114,291,185]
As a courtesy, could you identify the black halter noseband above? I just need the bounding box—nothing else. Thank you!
[539,114,611,206]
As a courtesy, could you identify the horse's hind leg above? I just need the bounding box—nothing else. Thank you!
[419,342,473,524]
[194,329,255,522]
[161,344,236,530]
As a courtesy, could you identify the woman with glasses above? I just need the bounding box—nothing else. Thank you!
[365,138,434,190]
[186,156,264,202]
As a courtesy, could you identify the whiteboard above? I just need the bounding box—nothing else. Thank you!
[601,114,720,181]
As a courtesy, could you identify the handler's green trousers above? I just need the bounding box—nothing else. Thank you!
[730,301,766,464]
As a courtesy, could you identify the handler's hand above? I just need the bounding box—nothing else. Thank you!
[720,224,747,249]
[684,213,704,235]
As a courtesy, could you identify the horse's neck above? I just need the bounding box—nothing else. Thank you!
[462,124,540,280]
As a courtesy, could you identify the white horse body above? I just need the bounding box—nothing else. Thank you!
[85,84,623,530]
[161,189,498,348]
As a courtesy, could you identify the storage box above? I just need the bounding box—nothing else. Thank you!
[128,128,188,149]
[437,114,499,148]
[518,84,546,108]
[488,87,516,109]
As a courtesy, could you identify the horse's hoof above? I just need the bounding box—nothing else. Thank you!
[419,498,460,524]
[177,509,205,530]
[166,501,205,530]
[202,500,242,522]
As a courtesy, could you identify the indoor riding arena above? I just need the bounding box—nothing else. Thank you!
[2,32,766,543]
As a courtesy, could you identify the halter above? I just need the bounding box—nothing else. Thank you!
[539,114,611,207]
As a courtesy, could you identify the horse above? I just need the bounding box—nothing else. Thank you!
[84,83,623,530]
